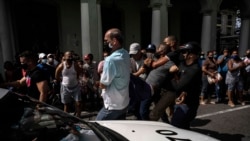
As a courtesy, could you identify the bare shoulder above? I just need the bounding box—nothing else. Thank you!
[56,62,64,71]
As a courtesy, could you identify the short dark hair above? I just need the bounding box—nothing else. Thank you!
[159,42,171,54]
[19,50,38,61]
[87,53,94,61]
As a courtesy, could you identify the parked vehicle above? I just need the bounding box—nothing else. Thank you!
[0,88,219,141]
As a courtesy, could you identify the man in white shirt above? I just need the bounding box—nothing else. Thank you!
[96,28,131,120]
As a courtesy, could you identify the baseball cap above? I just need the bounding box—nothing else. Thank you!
[39,53,46,59]
[180,42,201,55]
[146,44,156,52]
[129,43,141,55]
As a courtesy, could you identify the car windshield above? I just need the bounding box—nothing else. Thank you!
[0,88,126,141]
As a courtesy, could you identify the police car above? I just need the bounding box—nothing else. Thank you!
[0,88,219,141]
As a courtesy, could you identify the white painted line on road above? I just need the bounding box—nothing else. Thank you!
[196,105,250,118]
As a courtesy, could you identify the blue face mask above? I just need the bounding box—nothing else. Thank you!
[41,59,47,64]
[213,54,217,58]
[231,55,239,60]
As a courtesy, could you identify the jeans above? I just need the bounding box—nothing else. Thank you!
[171,104,198,129]
[96,106,128,120]
[201,75,214,98]
[215,74,227,102]
[139,98,152,120]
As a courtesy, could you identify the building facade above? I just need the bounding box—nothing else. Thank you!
[0,0,250,75]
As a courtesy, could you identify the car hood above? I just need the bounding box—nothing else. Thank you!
[94,120,219,141]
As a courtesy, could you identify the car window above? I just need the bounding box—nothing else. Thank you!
[0,89,101,141]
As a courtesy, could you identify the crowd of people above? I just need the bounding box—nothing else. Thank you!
[199,48,250,107]
[0,27,250,130]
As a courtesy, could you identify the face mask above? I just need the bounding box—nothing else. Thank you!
[200,55,204,59]
[208,56,213,59]
[146,53,154,59]
[48,58,53,63]
[108,43,113,49]
[41,59,47,64]
[20,63,28,70]
[84,63,89,69]
[67,56,73,61]
[213,55,217,58]
[67,58,73,62]
[232,55,239,60]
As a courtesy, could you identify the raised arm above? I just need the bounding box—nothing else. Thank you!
[55,63,63,82]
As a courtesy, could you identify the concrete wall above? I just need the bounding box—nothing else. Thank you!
[57,0,148,61]
[58,0,82,54]
[117,0,142,50]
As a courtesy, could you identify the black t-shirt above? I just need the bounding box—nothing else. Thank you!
[25,67,48,99]
[167,50,184,66]
[37,63,56,81]
[171,61,202,108]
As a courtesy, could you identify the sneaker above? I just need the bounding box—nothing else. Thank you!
[228,101,235,107]
[200,101,206,105]
[210,101,216,104]
[241,101,246,106]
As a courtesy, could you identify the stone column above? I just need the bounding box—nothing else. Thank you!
[96,0,103,61]
[80,0,91,56]
[200,0,222,54]
[220,10,228,35]
[0,0,15,76]
[231,14,236,35]
[160,0,170,40]
[239,0,250,56]
[80,0,102,61]
[0,0,14,61]
[150,0,162,46]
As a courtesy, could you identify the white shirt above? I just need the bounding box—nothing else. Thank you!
[100,48,131,110]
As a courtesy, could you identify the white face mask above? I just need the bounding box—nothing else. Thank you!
[41,59,47,64]
[146,52,154,59]
[84,63,90,69]
[108,43,113,49]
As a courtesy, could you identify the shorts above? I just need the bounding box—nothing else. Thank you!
[60,84,81,104]
[227,80,243,91]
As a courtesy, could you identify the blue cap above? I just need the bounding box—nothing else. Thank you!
[146,44,156,52]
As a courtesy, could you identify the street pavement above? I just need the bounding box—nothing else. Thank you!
[80,94,250,141]
[190,97,250,141]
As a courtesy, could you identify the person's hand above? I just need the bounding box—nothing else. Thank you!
[53,79,58,84]
[210,73,215,78]
[175,92,187,104]
[169,65,179,73]
[99,83,106,89]
[144,58,153,68]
